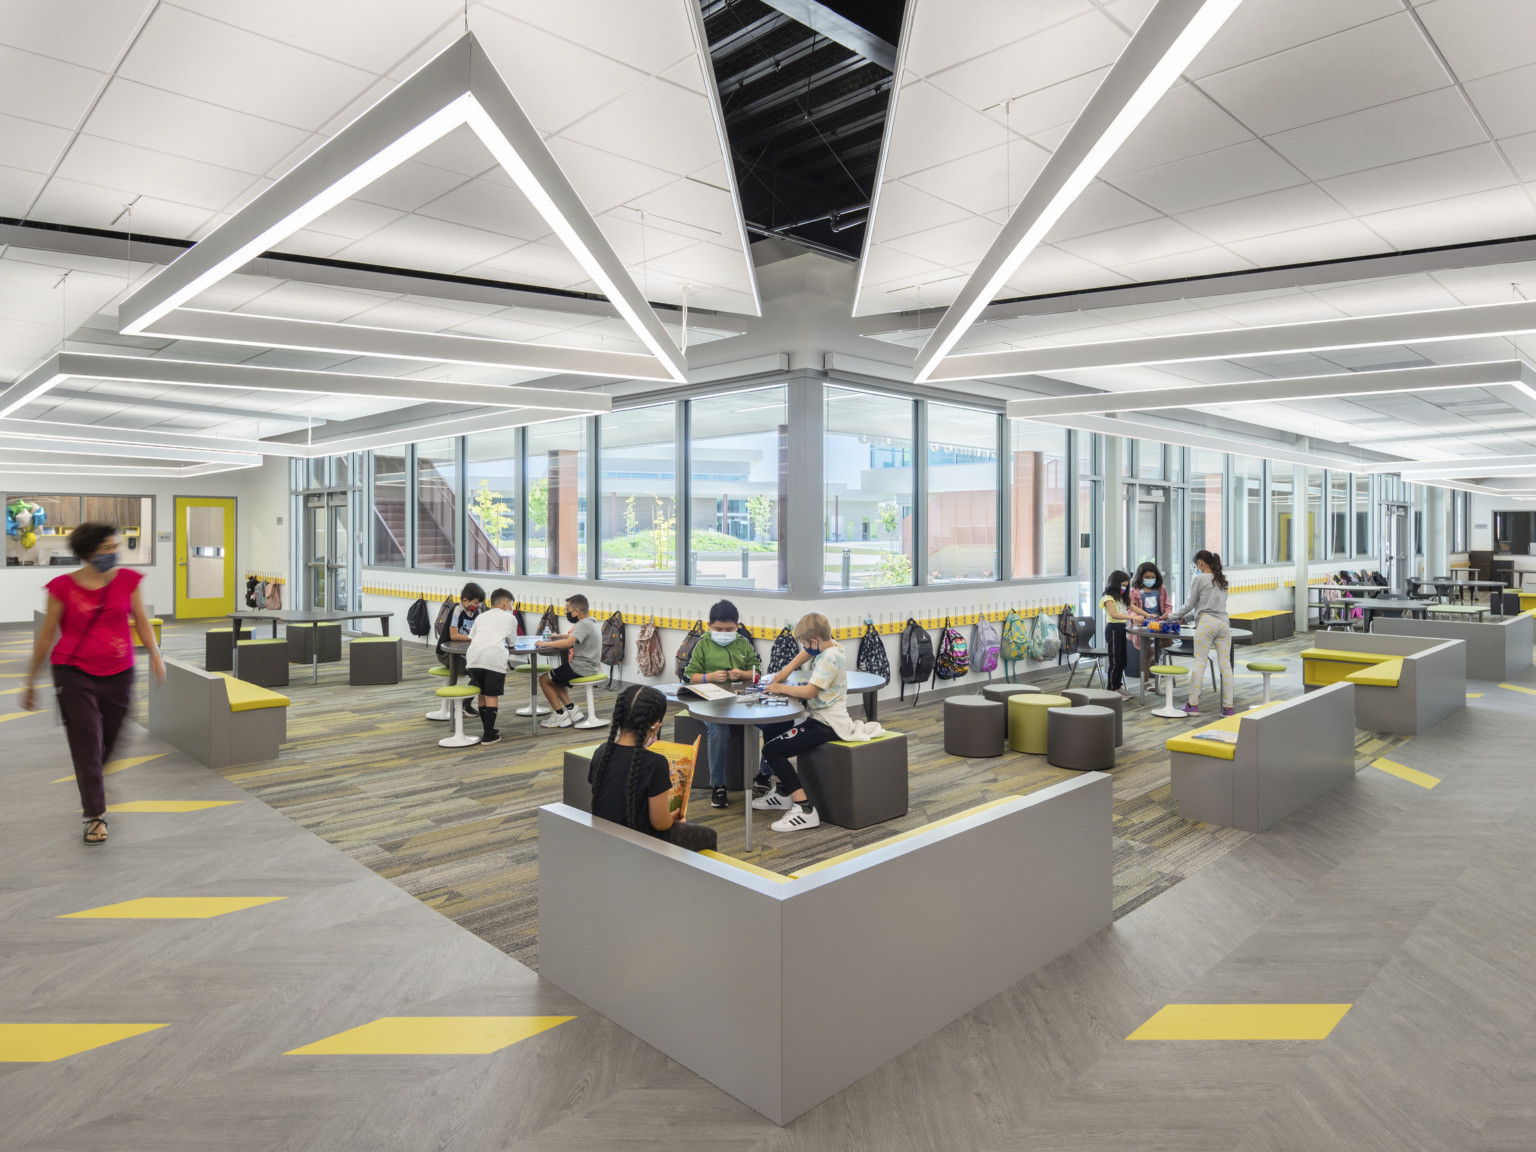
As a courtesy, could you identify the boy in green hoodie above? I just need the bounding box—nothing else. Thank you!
[683,599,762,809]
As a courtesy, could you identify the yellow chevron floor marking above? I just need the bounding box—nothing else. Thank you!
[1128,1003,1352,1041]
[105,801,243,813]
[1372,758,1441,789]
[60,897,286,919]
[54,753,166,784]
[0,1023,169,1062]
[1498,683,1536,695]
[285,1016,573,1055]
[0,710,42,724]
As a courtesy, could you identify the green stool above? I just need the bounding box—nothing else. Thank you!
[426,665,453,721]
[235,637,289,688]
[568,672,609,730]
[1008,693,1071,754]
[1150,664,1188,718]
[507,663,551,717]
[1247,660,1286,707]
[288,621,341,664]
[349,635,402,685]
[204,625,252,672]
[435,684,482,748]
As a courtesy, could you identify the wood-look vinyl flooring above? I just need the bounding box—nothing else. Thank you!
[115,625,1408,971]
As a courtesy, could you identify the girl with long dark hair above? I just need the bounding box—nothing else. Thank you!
[589,684,716,851]
[1170,549,1233,716]
[1098,570,1135,696]
[1127,561,1169,679]
[21,523,164,844]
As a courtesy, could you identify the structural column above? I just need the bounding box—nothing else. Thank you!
[1292,463,1309,633]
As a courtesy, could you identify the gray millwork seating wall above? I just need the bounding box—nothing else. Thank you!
[1169,682,1356,833]
[148,657,287,769]
[538,773,1112,1126]
[1311,631,1467,735]
[1372,613,1533,681]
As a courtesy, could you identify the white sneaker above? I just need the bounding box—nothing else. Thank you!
[540,712,571,729]
[771,805,820,832]
[751,790,793,810]
[568,708,585,724]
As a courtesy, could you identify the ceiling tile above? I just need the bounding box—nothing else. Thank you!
[880,81,1018,181]
[1415,0,1536,83]
[415,177,554,243]
[540,137,676,215]
[903,0,1090,76]
[859,243,950,291]
[1001,245,1129,296]
[0,44,103,129]
[484,0,697,76]
[1008,68,1109,140]
[1188,0,1400,78]
[0,113,71,175]
[864,180,974,242]
[172,0,461,73]
[335,213,524,274]
[1178,183,1352,244]
[1358,185,1536,249]
[898,138,1051,217]
[1265,87,1483,181]
[54,134,255,211]
[352,159,470,213]
[473,240,588,290]
[881,214,1002,266]
[925,10,1129,111]
[1463,61,1536,139]
[1224,218,1393,266]
[1198,14,1448,137]
[1045,181,1163,241]
[1111,246,1253,284]
[1056,216,1217,267]
[1100,84,1255,179]
[1109,139,1308,215]
[1319,142,1514,216]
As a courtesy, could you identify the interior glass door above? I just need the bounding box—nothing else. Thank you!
[305,494,326,610]
[328,494,350,612]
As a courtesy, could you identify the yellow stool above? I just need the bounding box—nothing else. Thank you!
[133,618,163,647]
[1008,693,1072,754]
[1150,664,1188,718]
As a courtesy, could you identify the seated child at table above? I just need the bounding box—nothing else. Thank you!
[590,685,716,851]
[438,582,485,715]
[464,588,517,745]
[536,593,602,729]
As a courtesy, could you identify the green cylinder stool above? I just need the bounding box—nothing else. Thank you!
[1246,660,1286,707]
[1008,693,1071,754]
[1149,664,1188,718]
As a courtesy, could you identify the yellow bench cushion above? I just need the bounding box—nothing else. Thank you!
[214,673,290,712]
[789,796,1015,878]
[1299,648,1394,664]
[1165,714,1244,760]
[1345,658,1402,687]
[1300,648,1396,687]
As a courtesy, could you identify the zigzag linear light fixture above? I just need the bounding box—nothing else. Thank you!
[929,300,1536,381]
[1003,361,1536,419]
[910,0,1245,383]
[116,33,688,383]
[0,351,611,427]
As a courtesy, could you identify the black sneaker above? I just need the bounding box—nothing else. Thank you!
[480,731,501,746]
[751,773,774,797]
[711,786,729,809]
[463,701,479,717]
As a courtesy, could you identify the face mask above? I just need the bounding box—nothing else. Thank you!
[564,611,577,623]
[803,642,819,654]
[89,553,118,573]
[709,629,736,646]
[1143,577,1156,587]
[1119,584,1128,593]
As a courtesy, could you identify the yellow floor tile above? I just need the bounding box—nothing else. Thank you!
[0,1022,168,1062]
[106,801,243,813]
[1372,757,1441,789]
[0,711,42,725]
[1128,1003,1352,1041]
[285,1016,574,1055]
[53,752,166,784]
[1499,683,1536,696]
[1467,693,1484,699]
[59,896,286,919]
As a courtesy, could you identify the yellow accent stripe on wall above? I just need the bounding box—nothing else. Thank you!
[1128,1003,1352,1041]
[1371,758,1441,789]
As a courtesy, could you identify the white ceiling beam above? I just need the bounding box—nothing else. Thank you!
[115,34,689,382]
[1028,411,1379,472]
[1004,361,1531,419]
[0,352,612,421]
[2,418,311,459]
[910,0,1245,382]
[299,405,595,454]
[932,300,1536,380]
[0,458,253,478]
[1369,454,1536,477]
[0,432,260,466]
[43,386,328,427]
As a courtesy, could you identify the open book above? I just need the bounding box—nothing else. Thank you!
[1191,729,1239,745]
[647,736,701,821]
[676,682,735,702]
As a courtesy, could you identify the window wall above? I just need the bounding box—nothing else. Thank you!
[368,450,407,566]
[1188,449,1223,558]
[466,430,517,574]
[926,403,999,583]
[1329,472,1349,558]
[824,387,914,590]
[1230,455,1264,566]
[600,404,676,584]
[1270,466,1295,563]
[414,437,458,570]
[689,386,786,591]
[1305,467,1325,561]
[1355,473,1372,556]
[526,417,587,578]
[1010,423,1069,579]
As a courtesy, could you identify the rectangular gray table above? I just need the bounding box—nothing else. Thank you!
[227,610,395,684]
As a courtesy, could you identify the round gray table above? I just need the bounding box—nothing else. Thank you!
[681,693,802,850]
[781,668,886,719]
[510,635,552,736]
[1129,625,1251,701]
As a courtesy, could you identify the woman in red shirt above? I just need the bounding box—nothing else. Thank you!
[22,522,164,844]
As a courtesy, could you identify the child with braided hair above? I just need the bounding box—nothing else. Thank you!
[589,684,717,851]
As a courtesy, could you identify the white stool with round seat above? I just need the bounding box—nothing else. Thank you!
[425,665,453,721]
[507,664,551,716]
[1150,664,1189,719]
[435,684,483,748]
[569,673,609,730]
[1247,660,1287,707]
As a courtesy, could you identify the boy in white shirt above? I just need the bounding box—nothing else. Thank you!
[465,588,518,745]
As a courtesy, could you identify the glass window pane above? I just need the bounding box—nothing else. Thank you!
[369,450,407,566]
[1189,449,1223,558]
[1329,472,1349,557]
[1355,473,1371,556]
[1077,431,1095,476]
[1229,455,1263,566]
[1136,439,1165,480]
[825,388,913,590]
[687,387,786,590]
[1010,422,1068,577]
[1271,466,1295,564]
[526,418,588,578]
[77,496,153,566]
[465,430,518,574]
[332,454,351,489]
[600,404,676,583]
[414,438,458,570]
[1078,476,1096,613]
[926,402,998,583]
[1307,467,1325,561]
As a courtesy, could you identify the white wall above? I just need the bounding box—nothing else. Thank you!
[0,458,290,625]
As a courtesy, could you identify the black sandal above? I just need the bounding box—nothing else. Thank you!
[82,817,108,845]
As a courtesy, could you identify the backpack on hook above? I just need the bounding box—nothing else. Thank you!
[971,616,1000,676]
[767,626,800,675]
[932,618,970,683]
[635,619,665,678]
[674,620,705,681]
[898,618,934,704]
[406,597,430,637]
[600,610,626,686]
[855,621,890,682]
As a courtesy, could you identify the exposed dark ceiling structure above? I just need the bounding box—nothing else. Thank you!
[700,0,904,260]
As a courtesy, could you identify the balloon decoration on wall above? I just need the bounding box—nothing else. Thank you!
[6,499,46,554]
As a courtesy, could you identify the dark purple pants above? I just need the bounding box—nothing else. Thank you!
[52,664,133,818]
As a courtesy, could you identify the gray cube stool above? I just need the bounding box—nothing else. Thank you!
[562,743,601,811]
[943,696,1006,757]
[349,635,403,685]
[982,682,1041,705]
[674,708,744,790]
[235,638,289,688]
[1046,705,1116,771]
[288,621,342,664]
[799,730,908,829]
[1062,687,1124,746]
[204,625,252,672]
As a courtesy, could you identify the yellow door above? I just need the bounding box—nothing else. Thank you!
[174,497,237,619]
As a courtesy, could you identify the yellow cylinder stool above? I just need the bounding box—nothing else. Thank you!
[1008,693,1072,754]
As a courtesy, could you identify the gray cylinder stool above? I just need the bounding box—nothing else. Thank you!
[1046,705,1116,771]
[1062,687,1124,746]
[944,695,1006,758]
[982,683,1041,705]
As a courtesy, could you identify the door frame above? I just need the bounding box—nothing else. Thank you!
[173,496,237,619]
